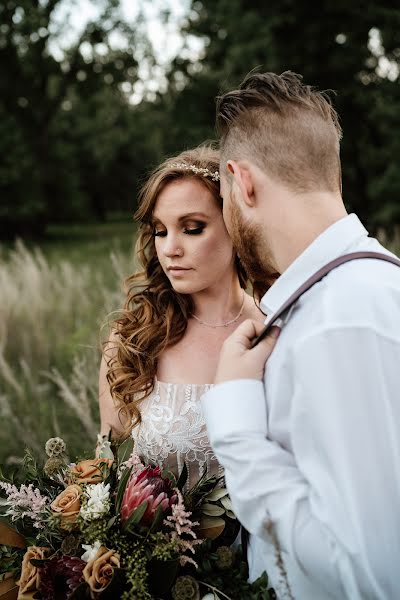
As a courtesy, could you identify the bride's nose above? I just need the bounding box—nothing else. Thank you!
[163,235,183,258]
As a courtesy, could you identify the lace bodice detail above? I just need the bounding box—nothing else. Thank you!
[131,379,223,489]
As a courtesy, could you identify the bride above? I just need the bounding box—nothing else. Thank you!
[98,145,266,490]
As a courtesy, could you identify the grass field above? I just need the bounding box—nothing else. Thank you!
[0,221,138,465]
[1,221,398,467]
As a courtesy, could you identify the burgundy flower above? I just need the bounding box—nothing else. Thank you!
[40,555,86,599]
[121,465,177,526]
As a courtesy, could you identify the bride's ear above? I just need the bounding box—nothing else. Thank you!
[226,160,256,208]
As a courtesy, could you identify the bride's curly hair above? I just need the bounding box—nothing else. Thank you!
[105,145,248,433]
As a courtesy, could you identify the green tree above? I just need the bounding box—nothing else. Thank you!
[0,0,142,237]
[166,0,400,229]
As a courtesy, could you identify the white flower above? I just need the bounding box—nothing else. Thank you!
[87,482,110,504]
[79,483,110,521]
[81,540,102,562]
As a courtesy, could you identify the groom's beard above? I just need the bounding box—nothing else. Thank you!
[229,199,280,297]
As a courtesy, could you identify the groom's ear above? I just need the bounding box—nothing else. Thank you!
[226,160,256,208]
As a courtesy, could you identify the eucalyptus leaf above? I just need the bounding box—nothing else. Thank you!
[220,496,234,512]
[202,503,225,516]
[199,516,225,529]
[205,488,228,502]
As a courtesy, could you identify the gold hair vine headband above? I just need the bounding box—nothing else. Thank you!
[170,162,220,182]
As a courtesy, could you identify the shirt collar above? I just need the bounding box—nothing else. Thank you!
[260,214,369,316]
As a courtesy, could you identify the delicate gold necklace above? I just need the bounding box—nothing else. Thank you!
[191,292,246,328]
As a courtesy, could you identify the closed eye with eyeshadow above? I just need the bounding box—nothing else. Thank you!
[153,222,206,237]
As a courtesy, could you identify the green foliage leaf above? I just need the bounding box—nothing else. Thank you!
[0,545,24,578]
[117,438,134,466]
[29,558,48,568]
[115,465,133,514]
[202,504,225,517]
[123,500,148,532]
[107,515,117,529]
[148,503,164,534]
[205,488,228,502]
[176,462,188,491]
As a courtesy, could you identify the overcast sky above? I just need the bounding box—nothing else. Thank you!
[49,0,204,101]
[52,0,196,62]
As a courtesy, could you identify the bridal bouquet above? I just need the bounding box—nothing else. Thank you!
[0,436,273,599]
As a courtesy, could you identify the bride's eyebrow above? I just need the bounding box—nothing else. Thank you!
[151,212,209,225]
[177,212,209,222]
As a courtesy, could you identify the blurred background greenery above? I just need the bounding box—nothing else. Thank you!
[1,0,399,464]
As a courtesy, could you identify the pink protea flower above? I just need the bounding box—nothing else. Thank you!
[120,465,177,526]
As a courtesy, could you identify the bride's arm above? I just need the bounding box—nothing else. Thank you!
[98,333,129,441]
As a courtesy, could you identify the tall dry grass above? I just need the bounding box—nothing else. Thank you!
[0,240,135,464]
[1,229,398,466]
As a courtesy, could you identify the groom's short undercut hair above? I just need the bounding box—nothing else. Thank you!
[216,71,343,193]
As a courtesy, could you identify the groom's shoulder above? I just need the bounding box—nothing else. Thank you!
[326,241,400,291]
[312,242,400,329]
[320,247,400,327]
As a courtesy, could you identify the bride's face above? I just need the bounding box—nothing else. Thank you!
[152,178,235,295]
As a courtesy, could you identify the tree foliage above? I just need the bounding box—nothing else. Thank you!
[165,0,400,230]
[1,0,399,237]
[0,0,156,237]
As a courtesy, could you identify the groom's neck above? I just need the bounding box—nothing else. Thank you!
[264,190,347,274]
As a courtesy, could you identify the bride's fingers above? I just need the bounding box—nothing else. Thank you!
[215,320,280,383]
[232,319,269,348]
[232,319,280,352]
[251,325,281,362]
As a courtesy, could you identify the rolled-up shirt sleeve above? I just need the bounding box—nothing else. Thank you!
[202,326,400,599]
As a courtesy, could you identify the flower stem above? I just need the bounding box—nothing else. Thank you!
[198,580,233,600]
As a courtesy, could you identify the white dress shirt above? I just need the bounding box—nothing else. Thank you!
[202,214,400,599]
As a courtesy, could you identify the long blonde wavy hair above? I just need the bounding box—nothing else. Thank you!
[105,145,248,433]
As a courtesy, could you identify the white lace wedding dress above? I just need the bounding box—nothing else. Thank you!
[131,378,223,490]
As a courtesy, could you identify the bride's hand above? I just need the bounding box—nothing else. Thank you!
[214,319,280,384]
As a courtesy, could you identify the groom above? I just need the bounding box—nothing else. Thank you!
[202,71,400,599]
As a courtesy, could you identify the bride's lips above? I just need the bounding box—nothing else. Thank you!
[167,266,192,276]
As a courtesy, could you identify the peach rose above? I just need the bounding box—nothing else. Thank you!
[83,546,120,598]
[50,484,81,529]
[16,546,49,600]
[68,459,113,485]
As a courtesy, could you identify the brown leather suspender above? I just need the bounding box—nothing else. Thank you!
[252,251,400,348]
